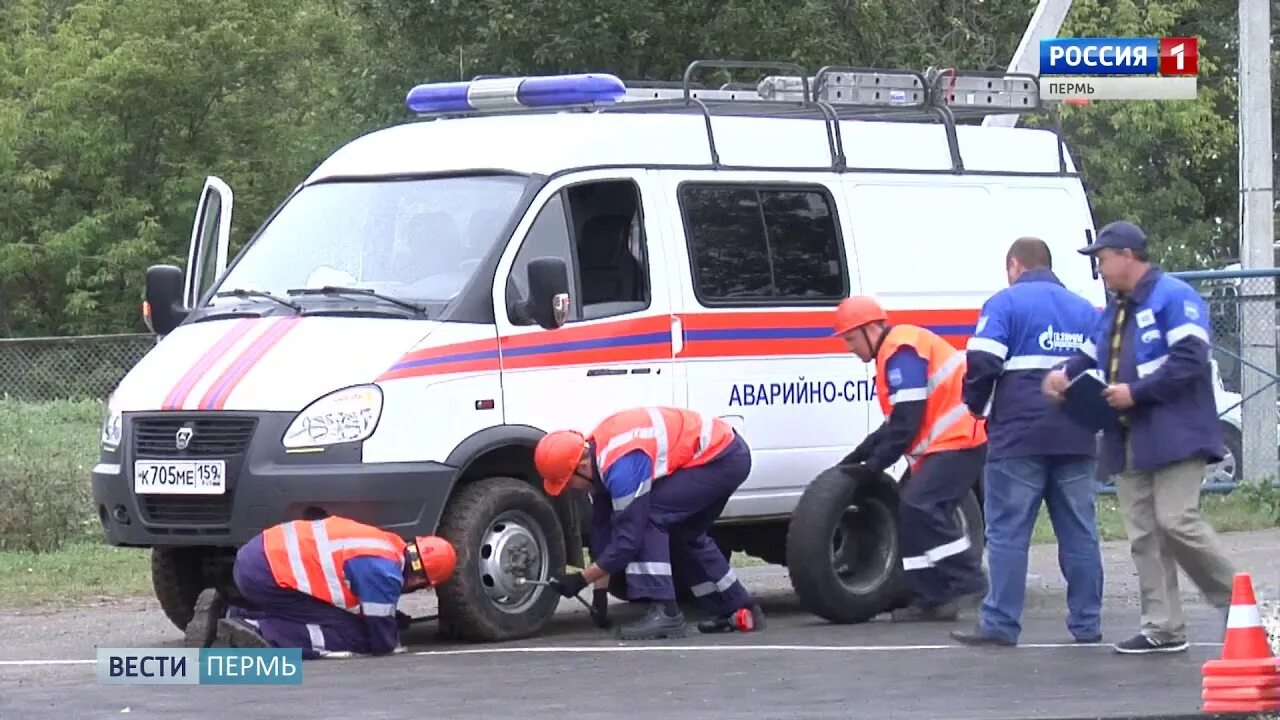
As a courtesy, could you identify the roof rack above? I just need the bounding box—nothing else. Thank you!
[403,59,1071,175]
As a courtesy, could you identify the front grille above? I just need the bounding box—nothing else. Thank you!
[141,496,235,525]
[132,416,257,458]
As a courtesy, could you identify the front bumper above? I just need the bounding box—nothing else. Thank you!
[91,411,459,547]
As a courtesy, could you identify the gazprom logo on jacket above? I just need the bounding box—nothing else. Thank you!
[1038,325,1087,352]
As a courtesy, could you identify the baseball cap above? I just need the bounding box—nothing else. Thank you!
[1078,220,1147,255]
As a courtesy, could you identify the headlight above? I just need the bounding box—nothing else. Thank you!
[101,398,122,451]
[282,385,383,449]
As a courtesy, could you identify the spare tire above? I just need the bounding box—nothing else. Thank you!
[786,464,908,624]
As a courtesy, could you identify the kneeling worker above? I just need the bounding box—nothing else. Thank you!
[534,406,765,640]
[184,514,456,658]
[833,295,989,621]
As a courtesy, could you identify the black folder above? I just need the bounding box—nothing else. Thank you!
[1061,371,1121,432]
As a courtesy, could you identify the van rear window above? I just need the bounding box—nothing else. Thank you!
[678,184,846,305]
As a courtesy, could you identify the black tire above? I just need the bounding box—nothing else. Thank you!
[786,465,909,624]
[151,547,209,631]
[434,477,566,643]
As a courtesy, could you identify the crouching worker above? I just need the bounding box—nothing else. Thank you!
[183,514,456,659]
[833,295,989,622]
[534,407,765,641]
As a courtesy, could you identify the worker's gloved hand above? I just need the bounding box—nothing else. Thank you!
[549,572,588,598]
[840,446,870,466]
[590,588,611,629]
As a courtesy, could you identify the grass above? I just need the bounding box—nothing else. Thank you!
[1029,490,1280,545]
[0,542,152,607]
[1,397,1277,607]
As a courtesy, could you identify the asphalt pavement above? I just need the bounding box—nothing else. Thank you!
[0,588,1232,720]
[4,529,1277,720]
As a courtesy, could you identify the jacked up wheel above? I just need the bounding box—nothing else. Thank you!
[434,477,566,642]
[477,509,552,615]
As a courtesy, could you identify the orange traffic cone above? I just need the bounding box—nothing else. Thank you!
[1202,573,1280,714]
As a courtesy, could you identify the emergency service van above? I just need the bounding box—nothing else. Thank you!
[93,60,1109,640]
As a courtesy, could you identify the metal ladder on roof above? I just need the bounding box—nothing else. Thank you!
[600,60,1058,174]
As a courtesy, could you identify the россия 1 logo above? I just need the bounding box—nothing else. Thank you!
[1036,36,1199,101]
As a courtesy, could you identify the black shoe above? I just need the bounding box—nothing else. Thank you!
[183,588,227,648]
[891,603,960,623]
[1113,632,1187,654]
[1074,633,1103,644]
[950,627,1016,647]
[618,602,687,641]
[697,604,766,634]
[215,618,273,649]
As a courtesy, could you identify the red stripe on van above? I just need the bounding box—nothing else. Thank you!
[161,318,260,410]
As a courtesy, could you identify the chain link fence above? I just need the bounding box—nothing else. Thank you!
[0,333,156,402]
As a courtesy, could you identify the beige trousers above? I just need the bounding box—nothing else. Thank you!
[1115,442,1236,642]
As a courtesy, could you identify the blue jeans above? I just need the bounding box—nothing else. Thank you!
[978,455,1103,643]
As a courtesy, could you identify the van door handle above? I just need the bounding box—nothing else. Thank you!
[586,368,628,377]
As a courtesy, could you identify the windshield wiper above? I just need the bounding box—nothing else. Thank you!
[213,288,303,313]
[286,286,428,316]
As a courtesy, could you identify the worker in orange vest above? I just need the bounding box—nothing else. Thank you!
[534,407,765,641]
[833,295,990,621]
[182,513,456,659]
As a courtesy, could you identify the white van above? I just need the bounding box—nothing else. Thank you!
[92,61,1107,640]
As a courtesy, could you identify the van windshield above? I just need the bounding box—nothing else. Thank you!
[207,174,529,310]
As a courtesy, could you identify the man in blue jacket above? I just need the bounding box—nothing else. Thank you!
[1042,220,1237,655]
[951,237,1104,647]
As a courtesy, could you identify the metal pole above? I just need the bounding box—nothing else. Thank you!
[1236,0,1276,486]
[983,0,1074,129]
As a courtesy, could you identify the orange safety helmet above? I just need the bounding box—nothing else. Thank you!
[534,429,587,496]
[832,295,888,337]
[408,535,457,586]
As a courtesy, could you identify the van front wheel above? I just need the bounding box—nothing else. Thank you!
[152,547,209,631]
[434,477,566,642]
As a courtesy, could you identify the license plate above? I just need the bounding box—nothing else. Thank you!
[134,460,227,495]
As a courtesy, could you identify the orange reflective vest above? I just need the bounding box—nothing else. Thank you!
[263,516,408,613]
[590,407,736,497]
[874,324,986,470]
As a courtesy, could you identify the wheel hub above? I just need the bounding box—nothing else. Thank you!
[830,497,896,594]
[477,512,549,613]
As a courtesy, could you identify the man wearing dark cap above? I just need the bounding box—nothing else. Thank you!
[1041,220,1237,655]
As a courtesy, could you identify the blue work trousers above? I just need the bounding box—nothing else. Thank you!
[228,535,372,659]
[621,433,753,617]
[978,455,1104,643]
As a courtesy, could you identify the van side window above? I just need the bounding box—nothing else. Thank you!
[506,194,581,325]
[506,179,651,325]
[679,184,846,304]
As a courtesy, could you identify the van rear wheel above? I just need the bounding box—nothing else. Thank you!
[434,477,566,642]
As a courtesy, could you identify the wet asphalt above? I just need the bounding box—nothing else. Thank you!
[0,589,1229,720]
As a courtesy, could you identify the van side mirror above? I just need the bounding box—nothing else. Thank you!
[145,264,188,336]
[525,257,570,330]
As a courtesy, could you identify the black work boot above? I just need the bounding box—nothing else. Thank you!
[697,604,767,634]
[215,618,273,649]
[618,601,687,641]
[183,588,228,648]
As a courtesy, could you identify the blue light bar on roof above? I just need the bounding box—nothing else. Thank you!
[405,73,627,114]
